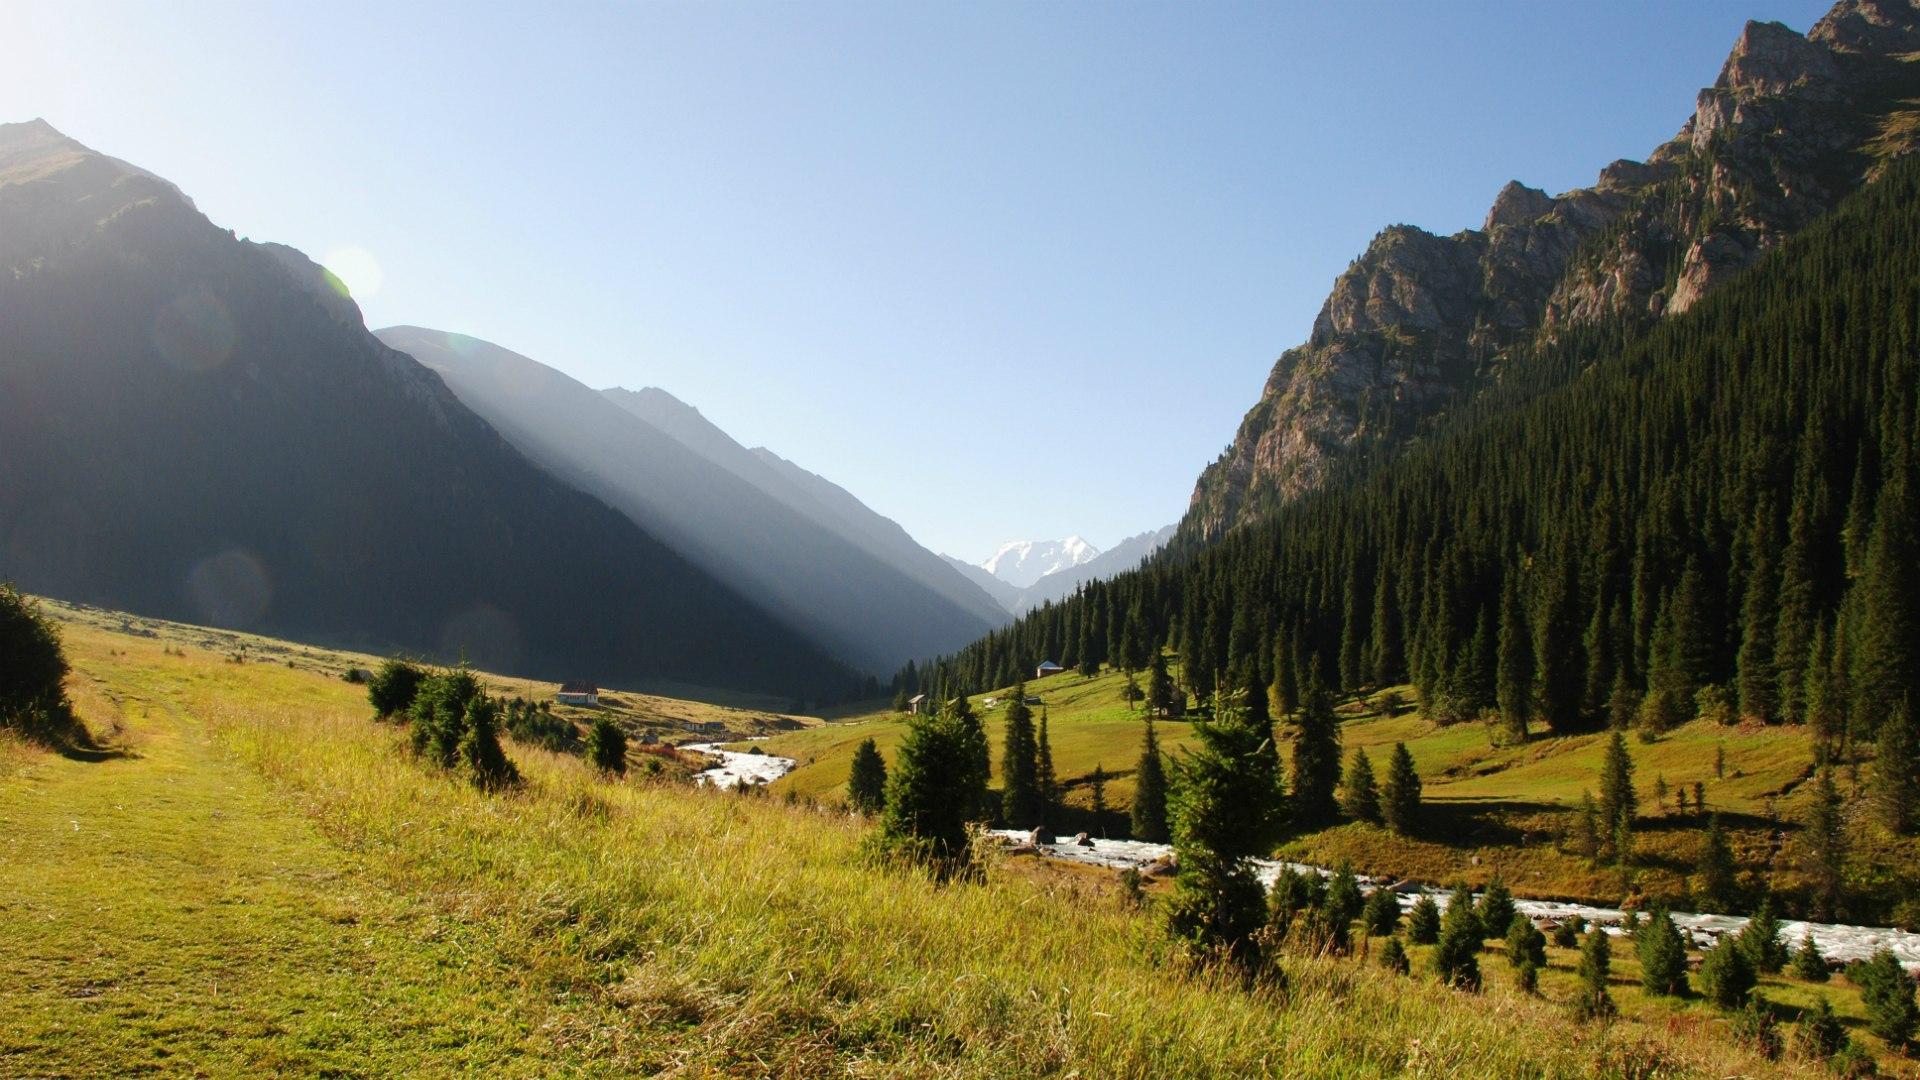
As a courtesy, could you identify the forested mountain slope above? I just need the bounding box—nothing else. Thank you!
[0,120,859,700]
[913,143,1920,752]
[1182,0,1920,543]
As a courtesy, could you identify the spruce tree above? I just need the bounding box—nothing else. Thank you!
[1849,456,1920,739]
[1537,552,1587,733]
[1036,708,1059,817]
[1271,631,1299,718]
[1088,763,1108,821]
[1506,917,1547,971]
[1637,908,1689,997]
[1291,676,1342,827]
[1323,862,1362,954]
[1164,694,1287,967]
[1379,935,1411,975]
[1341,748,1382,824]
[1857,948,1919,1046]
[1736,502,1782,723]
[458,693,519,791]
[368,656,426,718]
[1597,731,1636,862]
[585,715,627,775]
[1694,813,1736,912]
[1476,873,1515,938]
[1000,685,1043,827]
[880,698,993,865]
[1791,930,1830,982]
[1699,936,1756,1010]
[1362,886,1401,937]
[1406,893,1441,944]
[1575,927,1616,1020]
[1874,696,1919,834]
[1381,742,1422,835]
[1738,897,1788,974]
[1432,883,1483,990]
[847,737,887,816]
[1495,571,1534,742]
[1131,718,1169,843]
[1804,766,1846,920]
[1146,651,1173,715]
[1803,623,1845,747]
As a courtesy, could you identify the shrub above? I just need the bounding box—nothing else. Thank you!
[1378,935,1410,975]
[0,584,87,748]
[1694,683,1736,726]
[1854,948,1918,1046]
[505,700,575,751]
[1552,917,1585,949]
[407,668,518,789]
[1698,936,1756,1009]
[585,716,627,775]
[367,656,426,718]
[1729,994,1781,1060]
[458,694,519,791]
[1515,958,1540,993]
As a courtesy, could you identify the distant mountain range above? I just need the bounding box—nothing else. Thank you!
[0,119,859,700]
[376,327,1005,673]
[945,526,1174,616]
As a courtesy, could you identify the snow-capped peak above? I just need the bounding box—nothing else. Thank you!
[980,536,1100,589]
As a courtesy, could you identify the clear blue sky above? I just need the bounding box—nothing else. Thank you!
[4,1,1828,561]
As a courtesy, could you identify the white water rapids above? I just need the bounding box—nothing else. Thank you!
[988,830,1920,971]
[670,743,1920,969]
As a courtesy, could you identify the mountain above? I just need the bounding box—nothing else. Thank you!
[0,120,858,700]
[375,328,1003,674]
[939,554,1026,612]
[980,537,1099,589]
[1013,526,1175,612]
[1182,0,1920,543]
[597,386,1007,628]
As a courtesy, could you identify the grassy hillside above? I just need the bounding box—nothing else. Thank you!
[758,662,1903,912]
[0,604,1849,1077]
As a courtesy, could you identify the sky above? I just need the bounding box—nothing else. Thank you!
[3,0,1832,562]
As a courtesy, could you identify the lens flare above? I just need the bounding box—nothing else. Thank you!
[151,288,236,372]
[321,246,384,300]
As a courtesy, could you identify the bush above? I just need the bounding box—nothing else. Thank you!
[407,668,518,790]
[0,584,87,748]
[1694,683,1736,726]
[585,716,627,774]
[505,700,575,751]
[1698,936,1756,1009]
[1552,917,1585,949]
[1729,994,1781,1060]
[1854,948,1918,1046]
[367,656,426,718]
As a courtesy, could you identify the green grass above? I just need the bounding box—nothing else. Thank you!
[0,607,1844,1076]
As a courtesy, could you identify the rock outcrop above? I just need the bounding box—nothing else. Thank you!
[1183,0,1920,542]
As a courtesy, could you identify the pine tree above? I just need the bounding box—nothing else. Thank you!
[1164,694,1287,967]
[1379,935,1411,975]
[1036,708,1059,817]
[1804,766,1846,921]
[1130,718,1169,842]
[1790,930,1830,982]
[1694,813,1736,912]
[1874,696,1919,834]
[847,737,888,816]
[1495,571,1535,742]
[1737,501,1782,722]
[1432,882,1483,990]
[1849,455,1920,739]
[1699,936,1756,1010]
[1088,763,1108,821]
[1804,623,1845,747]
[1575,927,1616,1020]
[880,698,993,865]
[1271,631,1299,718]
[1506,917,1547,971]
[1000,685,1043,827]
[1537,552,1587,733]
[1323,862,1362,954]
[585,715,627,775]
[1637,908,1689,997]
[1792,998,1846,1061]
[1362,886,1401,937]
[1575,790,1600,864]
[1291,676,1342,828]
[367,656,425,718]
[1341,748,1381,824]
[458,692,519,791]
[1737,897,1788,974]
[1857,948,1919,1045]
[1146,651,1174,716]
[1381,742,1422,835]
[1406,893,1441,944]
[1476,873,1515,938]
[1597,731,1636,862]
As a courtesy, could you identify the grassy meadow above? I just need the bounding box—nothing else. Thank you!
[0,601,1872,1076]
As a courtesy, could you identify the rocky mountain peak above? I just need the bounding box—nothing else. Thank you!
[1810,0,1920,55]
[1715,20,1840,99]
[1484,181,1556,231]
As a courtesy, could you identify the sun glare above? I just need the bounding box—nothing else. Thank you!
[321,246,384,300]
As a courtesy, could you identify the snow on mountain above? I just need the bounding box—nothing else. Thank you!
[980,536,1100,589]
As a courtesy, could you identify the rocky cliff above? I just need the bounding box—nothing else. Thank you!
[1182,0,1920,542]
